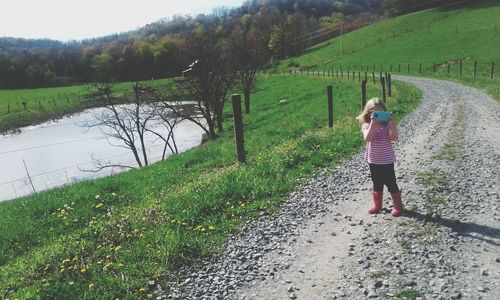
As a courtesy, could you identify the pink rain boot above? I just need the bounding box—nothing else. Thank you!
[368,191,383,214]
[391,192,404,217]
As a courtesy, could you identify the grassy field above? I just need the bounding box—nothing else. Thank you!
[0,80,168,134]
[280,1,500,101]
[0,74,420,299]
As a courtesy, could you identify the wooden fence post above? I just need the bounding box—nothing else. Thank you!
[231,94,246,163]
[447,63,450,75]
[372,72,375,84]
[381,76,386,103]
[419,63,422,73]
[473,61,477,78]
[433,63,436,74]
[327,86,334,128]
[491,61,495,79]
[361,80,367,111]
[459,61,462,77]
[407,64,410,73]
[387,73,392,97]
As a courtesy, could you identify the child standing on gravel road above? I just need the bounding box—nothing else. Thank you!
[356,98,403,217]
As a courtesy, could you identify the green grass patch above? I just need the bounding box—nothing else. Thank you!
[0,75,419,299]
[416,168,449,191]
[433,98,466,161]
[416,168,450,216]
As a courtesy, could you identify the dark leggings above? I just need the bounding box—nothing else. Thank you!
[369,163,400,193]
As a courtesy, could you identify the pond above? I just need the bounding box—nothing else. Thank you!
[0,107,204,202]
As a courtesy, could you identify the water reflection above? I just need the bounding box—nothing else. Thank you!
[0,107,204,202]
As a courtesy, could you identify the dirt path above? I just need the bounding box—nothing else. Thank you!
[170,77,500,300]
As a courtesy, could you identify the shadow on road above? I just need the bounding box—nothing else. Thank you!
[403,209,500,246]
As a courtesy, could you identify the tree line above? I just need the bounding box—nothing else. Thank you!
[0,0,385,89]
[0,0,467,90]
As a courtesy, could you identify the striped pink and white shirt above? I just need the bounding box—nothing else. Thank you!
[361,123,396,164]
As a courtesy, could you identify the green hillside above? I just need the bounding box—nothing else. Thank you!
[280,1,500,101]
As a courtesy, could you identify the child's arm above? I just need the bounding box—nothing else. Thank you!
[362,122,379,142]
[389,121,399,141]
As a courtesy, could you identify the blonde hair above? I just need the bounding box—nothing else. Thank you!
[356,97,387,124]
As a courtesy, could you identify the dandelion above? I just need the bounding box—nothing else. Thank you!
[114,245,122,251]
[209,226,216,230]
[95,203,104,209]
[80,268,87,273]
[89,283,94,289]
[139,288,146,293]
[60,268,65,273]
[147,294,153,299]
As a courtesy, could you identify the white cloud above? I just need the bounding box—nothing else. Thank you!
[0,0,244,41]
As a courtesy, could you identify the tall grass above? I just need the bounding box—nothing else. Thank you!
[0,74,420,299]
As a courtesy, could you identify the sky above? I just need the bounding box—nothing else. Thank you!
[0,0,246,42]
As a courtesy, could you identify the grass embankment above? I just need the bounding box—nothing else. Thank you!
[0,74,420,299]
[280,1,500,101]
[0,80,168,134]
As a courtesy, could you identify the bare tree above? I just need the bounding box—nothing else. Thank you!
[170,20,237,140]
[82,82,181,171]
[231,13,270,113]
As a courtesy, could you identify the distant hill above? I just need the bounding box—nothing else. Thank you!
[280,0,500,75]
[0,0,469,89]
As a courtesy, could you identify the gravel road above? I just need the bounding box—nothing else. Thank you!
[162,76,500,300]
